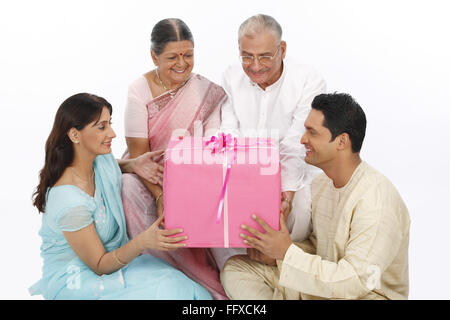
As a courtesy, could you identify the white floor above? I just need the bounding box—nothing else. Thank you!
[1,0,450,300]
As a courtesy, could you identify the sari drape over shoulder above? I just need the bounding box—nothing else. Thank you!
[30,153,212,300]
[147,73,224,150]
[122,73,229,300]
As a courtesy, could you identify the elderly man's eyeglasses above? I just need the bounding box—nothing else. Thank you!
[239,46,280,65]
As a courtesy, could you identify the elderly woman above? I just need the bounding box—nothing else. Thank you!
[121,18,228,299]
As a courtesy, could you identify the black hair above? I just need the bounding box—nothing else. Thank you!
[311,92,366,153]
[33,93,112,212]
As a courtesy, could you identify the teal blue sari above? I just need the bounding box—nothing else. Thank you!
[29,153,212,300]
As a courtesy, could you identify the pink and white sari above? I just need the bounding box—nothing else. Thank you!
[121,74,228,300]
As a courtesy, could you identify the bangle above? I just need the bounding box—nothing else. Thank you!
[283,197,293,212]
[113,250,128,267]
[155,192,163,205]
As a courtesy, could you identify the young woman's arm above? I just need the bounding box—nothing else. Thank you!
[63,215,186,276]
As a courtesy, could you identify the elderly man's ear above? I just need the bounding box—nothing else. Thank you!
[280,41,287,59]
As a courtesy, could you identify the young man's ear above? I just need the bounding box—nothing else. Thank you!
[337,133,351,151]
[68,128,79,144]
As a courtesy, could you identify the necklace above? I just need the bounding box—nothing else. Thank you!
[155,68,176,99]
[70,167,95,183]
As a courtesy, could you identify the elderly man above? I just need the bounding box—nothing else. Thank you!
[221,93,410,300]
[212,14,326,271]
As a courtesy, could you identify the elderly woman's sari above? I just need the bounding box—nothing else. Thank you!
[121,73,228,300]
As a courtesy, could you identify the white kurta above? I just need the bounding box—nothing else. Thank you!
[220,57,327,192]
[214,58,326,270]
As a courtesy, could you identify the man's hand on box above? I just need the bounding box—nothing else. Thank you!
[240,214,292,261]
[246,248,277,266]
[280,191,294,218]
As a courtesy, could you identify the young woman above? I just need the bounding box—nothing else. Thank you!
[30,93,212,299]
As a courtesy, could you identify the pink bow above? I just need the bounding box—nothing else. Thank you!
[205,133,236,154]
[205,134,273,224]
[205,133,237,224]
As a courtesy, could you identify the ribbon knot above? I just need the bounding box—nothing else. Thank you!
[204,134,273,227]
[205,133,237,225]
[205,133,236,155]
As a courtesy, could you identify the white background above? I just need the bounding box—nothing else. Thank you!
[1,0,449,299]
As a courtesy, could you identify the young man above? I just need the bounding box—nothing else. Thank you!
[221,93,410,300]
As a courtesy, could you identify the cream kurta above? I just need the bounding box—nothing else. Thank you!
[221,161,410,300]
[279,161,410,299]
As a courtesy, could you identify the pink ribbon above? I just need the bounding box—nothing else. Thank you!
[205,134,275,224]
[205,133,237,224]
[205,133,234,154]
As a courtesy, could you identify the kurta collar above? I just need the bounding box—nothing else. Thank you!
[332,161,367,193]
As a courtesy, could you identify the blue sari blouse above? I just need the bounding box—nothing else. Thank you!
[29,153,211,300]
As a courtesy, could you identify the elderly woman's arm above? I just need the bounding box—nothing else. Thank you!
[117,150,164,186]
[126,137,165,220]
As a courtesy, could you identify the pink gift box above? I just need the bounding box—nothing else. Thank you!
[163,136,281,248]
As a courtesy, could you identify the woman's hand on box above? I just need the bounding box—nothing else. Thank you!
[133,150,164,186]
[137,215,187,251]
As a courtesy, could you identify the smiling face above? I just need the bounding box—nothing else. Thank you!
[152,40,194,88]
[75,106,116,156]
[239,31,285,89]
[300,109,340,170]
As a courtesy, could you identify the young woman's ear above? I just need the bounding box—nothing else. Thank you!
[68,128,79,144]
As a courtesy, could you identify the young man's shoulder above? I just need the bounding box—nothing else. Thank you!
[311,162,399,199]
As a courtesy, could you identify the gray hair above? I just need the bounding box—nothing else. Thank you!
[151,18,194,56]
[238,14,282,43]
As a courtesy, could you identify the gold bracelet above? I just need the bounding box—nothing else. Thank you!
[283,197,293,212]
[155,192,163,205]
[113,250,127,266]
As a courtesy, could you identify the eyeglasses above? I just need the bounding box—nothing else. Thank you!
[239,46,280,65]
